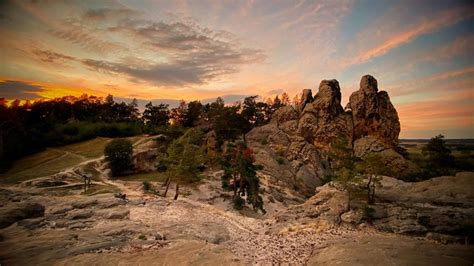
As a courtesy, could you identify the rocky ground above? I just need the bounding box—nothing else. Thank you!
[0,118,473,265]
[1,167,473,265]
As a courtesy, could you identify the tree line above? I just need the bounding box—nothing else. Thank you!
[0,93,294,171]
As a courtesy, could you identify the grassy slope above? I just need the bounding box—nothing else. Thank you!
[0,137,139,184]
[116,171,168,182]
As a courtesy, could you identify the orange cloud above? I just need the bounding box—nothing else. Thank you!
[426,66,474,82]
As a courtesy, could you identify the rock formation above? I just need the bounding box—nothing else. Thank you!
[247,75,415,196]
[275,172,474,243]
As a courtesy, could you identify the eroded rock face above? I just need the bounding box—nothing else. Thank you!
[346,75,400,145]
[276,172,474,242]
[0,202,45,228]
[132,138,160,173]
[297,89,313,113]
[246,75,412,196]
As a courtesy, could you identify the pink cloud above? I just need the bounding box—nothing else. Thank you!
[346,6,473,66]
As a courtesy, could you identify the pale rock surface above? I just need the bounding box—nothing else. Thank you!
[276,172,474,240]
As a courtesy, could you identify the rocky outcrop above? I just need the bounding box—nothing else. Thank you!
[0,202,45,228]
[346,75,400,143]
[247,75,414,196]
[132,138,160,172]
[277,172,474,242]
[297,89,313,113]
[371,172,474,237]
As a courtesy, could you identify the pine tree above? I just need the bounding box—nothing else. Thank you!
[281,92,290,105]
[356,153,387,204]
[143,102,170,126]
[327,135,361,210]
[166,128,205,183]
[221,141,265,213]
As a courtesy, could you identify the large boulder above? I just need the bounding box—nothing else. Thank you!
[0,202,45,228]
[271,105,298,126]
[132,138,160,172]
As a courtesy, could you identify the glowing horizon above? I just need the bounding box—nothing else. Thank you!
[0,0,473,139]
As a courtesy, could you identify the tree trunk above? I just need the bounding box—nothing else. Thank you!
[233,174,237,197]
[162,177,170,187]
[164,178,171,197]
[347,190,351,211]
[174,183,179,200]
[0,129,3,162]
[366,175,373,204]
[370,181,376,204]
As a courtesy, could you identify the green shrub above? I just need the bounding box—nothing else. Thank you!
[142,181,152,192]
[49,122,142,147]
[156,160,168,172]
[275,156,285,165]
[233,195,245,210]
[104,139,133,177]
[362,205,375,221]
[146,125,186,140]
[62,125,79,136]
[260,138,268,145]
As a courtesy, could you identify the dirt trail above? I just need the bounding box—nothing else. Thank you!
[126,191,354,264]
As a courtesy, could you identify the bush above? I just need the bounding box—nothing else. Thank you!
[104,139,134,177]
[362,205,375,222]
[145,125,186,140]
[62,125,79,136]
[422,135,454,168]
[275,156,285,165]
[48,122,142,147]
[233,195,245,210]
[142,181,152,192]
[156,160,168,172]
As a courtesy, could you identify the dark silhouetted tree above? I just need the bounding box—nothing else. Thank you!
[143,102,170,126]
[183,100,203,127]
[422,134,454,167]
[104,139,133,177]
[221,141,265,213]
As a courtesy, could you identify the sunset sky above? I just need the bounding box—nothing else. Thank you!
[0,0,473,138]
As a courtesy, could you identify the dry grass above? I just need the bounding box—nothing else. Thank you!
[116,171,168,182]
[1,153,84,183]
[1,136,147,183]
[61,137,111,158]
